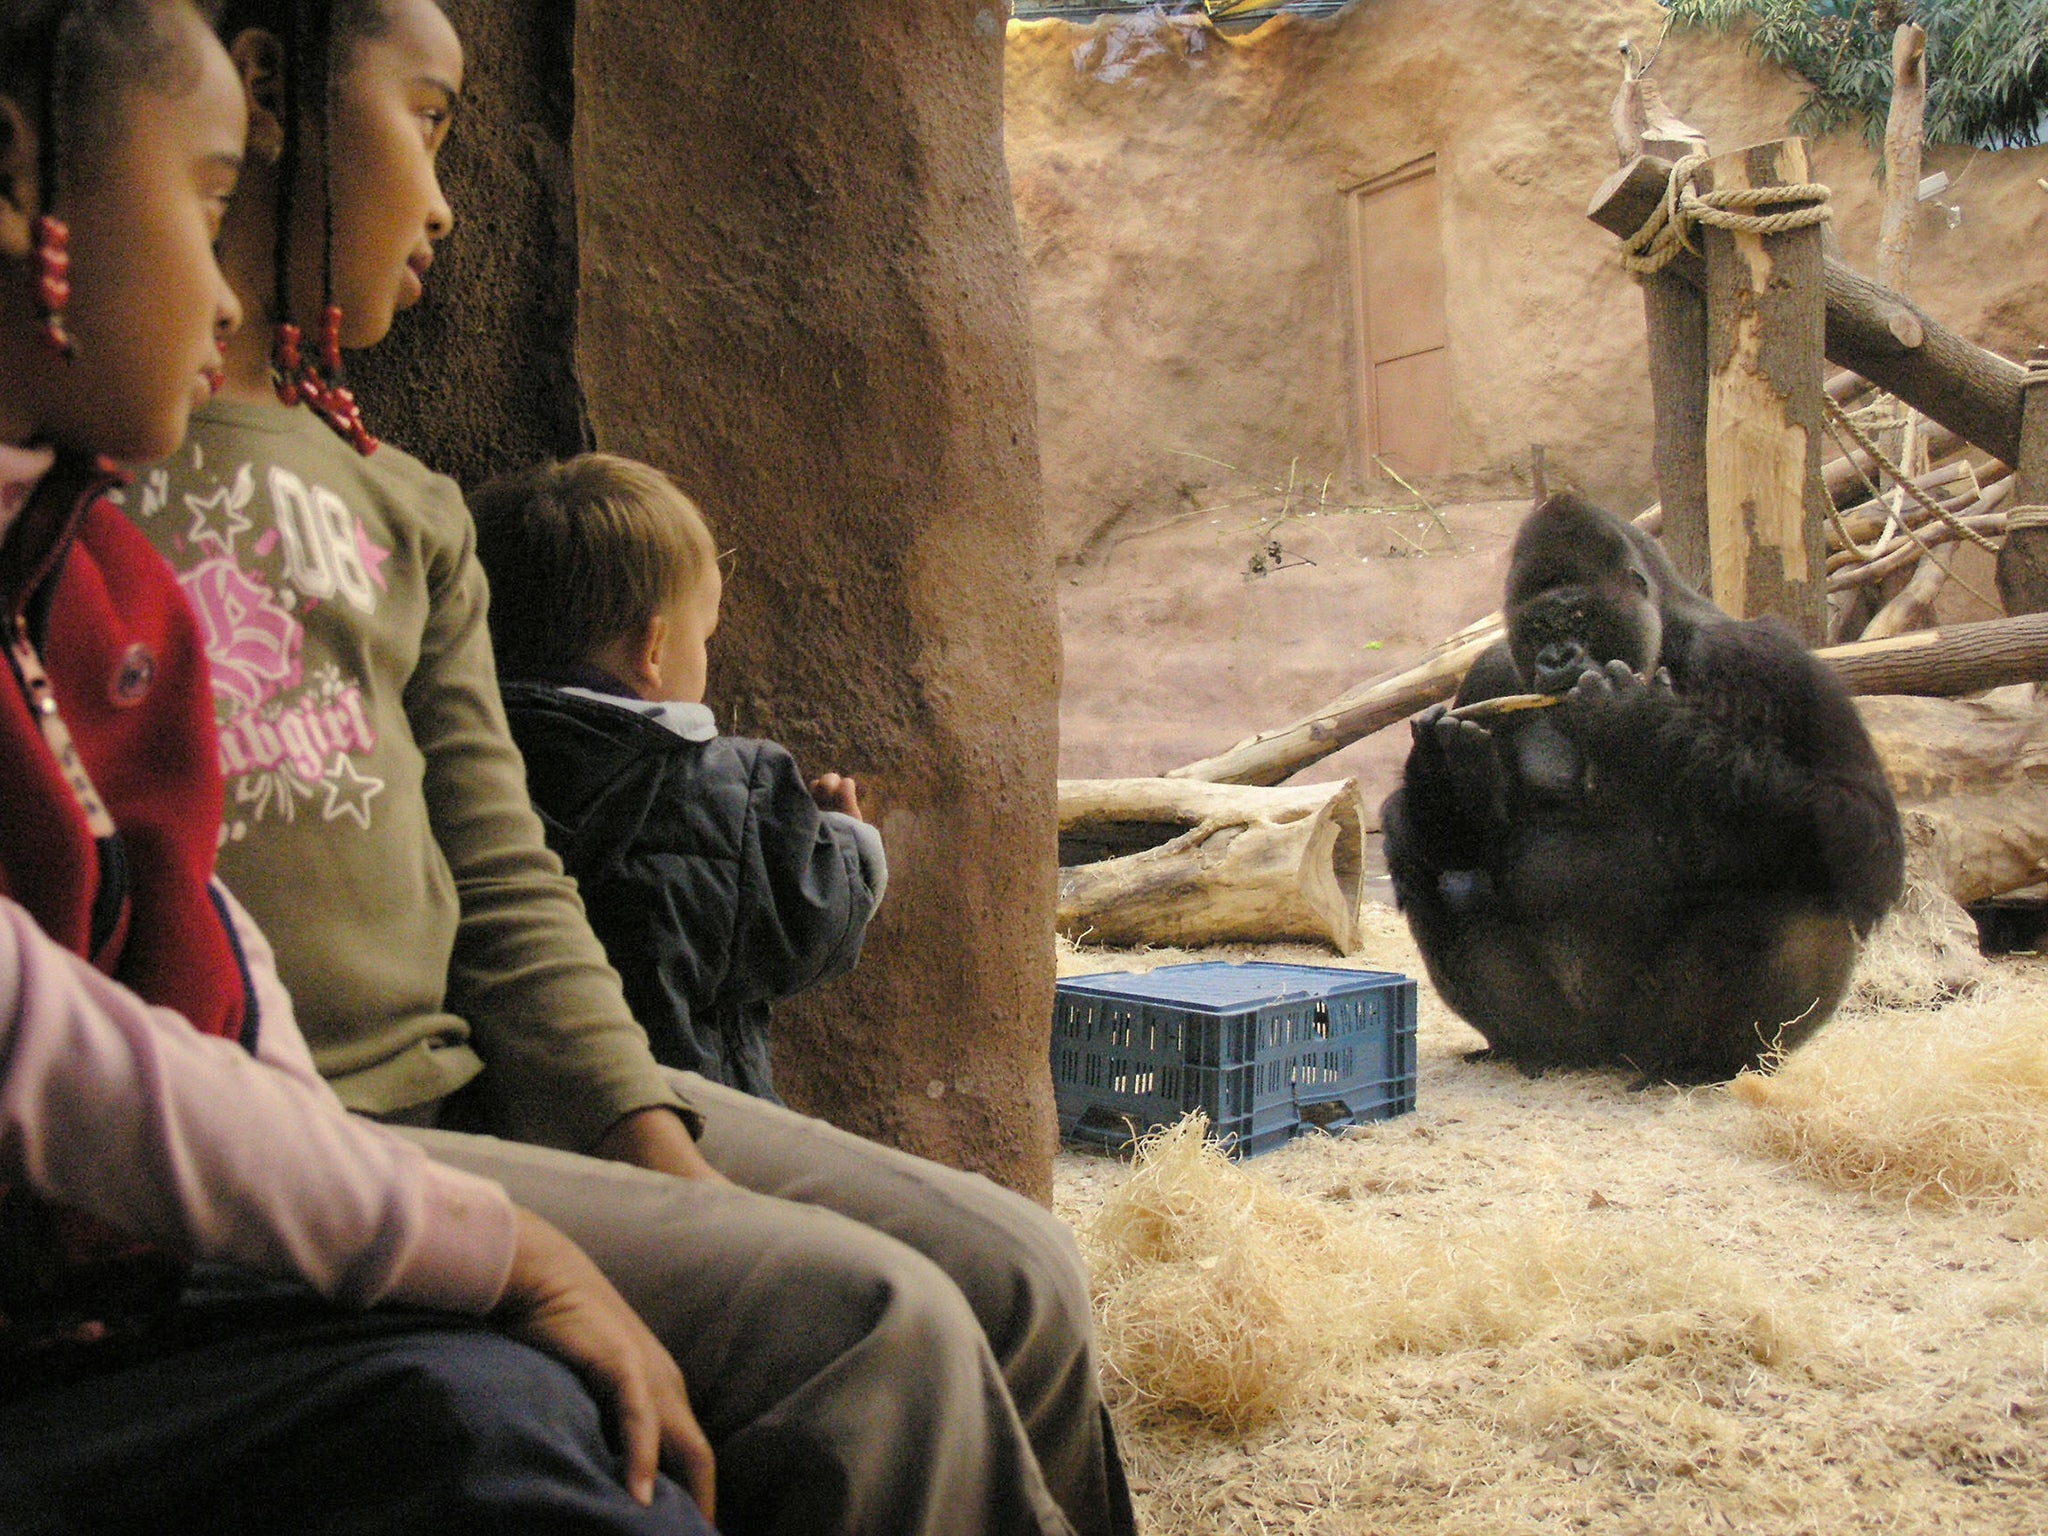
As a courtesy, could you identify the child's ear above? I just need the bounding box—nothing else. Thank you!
[226,28,288,166]
[637,613,671,695]
[0,98,38,262]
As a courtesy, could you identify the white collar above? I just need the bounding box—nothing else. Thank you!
[558,687,719,743]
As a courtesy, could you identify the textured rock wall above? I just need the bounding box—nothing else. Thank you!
[1008,0,2048,565]
[576,2,1061,1196]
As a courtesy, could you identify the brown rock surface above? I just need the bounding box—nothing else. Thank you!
[575,1,1060,1196]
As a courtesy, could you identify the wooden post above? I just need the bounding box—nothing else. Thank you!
[1699,140,1831,641]
[1607,68,1713,593]
[1644,269,1712,593]
[1587,156,2031,469]
[1994,347,2048,615]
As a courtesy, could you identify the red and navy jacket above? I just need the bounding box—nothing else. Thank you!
[0,452,258,1355]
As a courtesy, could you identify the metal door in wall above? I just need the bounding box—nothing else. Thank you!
[1347,157,1449,477]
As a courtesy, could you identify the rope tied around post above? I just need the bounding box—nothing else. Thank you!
[1617,152,1833,276]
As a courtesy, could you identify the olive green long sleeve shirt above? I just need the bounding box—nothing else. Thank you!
[120,400,688,1151]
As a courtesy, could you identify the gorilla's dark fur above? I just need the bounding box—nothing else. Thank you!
[1381,493,1905,1083]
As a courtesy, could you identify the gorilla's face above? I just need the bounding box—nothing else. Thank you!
[1504,498,1663,694]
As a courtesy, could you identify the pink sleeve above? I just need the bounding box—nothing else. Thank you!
[0,894,518,1315]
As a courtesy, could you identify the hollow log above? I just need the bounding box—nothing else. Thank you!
[1057,777,1368,952]
[1588,155,2029,467]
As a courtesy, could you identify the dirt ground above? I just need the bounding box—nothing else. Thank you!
[1053,920,2048,1535]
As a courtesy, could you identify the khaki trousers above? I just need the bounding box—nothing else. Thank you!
[401,1073,1135,1536]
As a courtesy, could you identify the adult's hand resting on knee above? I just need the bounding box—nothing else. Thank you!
[493,1207,718,1517]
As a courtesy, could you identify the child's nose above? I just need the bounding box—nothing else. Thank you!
[216,279,243,340]
[426,181,454,242]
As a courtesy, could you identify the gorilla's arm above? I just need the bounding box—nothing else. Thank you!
[1562,622,1905,932]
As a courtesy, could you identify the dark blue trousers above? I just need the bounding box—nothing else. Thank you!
[0,1286,715,1535]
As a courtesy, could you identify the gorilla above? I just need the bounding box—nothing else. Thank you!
[1381,493,1905,1083]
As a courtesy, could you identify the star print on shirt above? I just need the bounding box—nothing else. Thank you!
[184,463,257,557]
[319,754,384,829]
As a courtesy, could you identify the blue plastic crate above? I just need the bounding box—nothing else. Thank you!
[1053,962,1417,1158]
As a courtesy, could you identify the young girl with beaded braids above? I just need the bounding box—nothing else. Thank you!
[0,2,721,1529]
[127,4,1138,1534]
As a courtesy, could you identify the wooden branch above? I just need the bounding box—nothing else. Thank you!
[1589,155,2029,466]
[1859,550,1946,641]
[1826,459,1993,556]
[1170,593,2048,788]
[1164,620,1500,786]
[1875,23,1927,296]
[1056,777,1368,952]
[1830,515,2009,590]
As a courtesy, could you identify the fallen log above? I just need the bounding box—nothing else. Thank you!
[1169,609,2048,787]
[1821,611,2048,697]
[1588,154,2029,467]
[1057,777,1367,952]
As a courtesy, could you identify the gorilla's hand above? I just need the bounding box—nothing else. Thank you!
[1435,715,1510,832]
[1410,701,1451,745]
[1564,660,1671,736]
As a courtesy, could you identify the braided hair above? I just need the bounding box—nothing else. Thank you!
[1,1,223,360]
[212,0,388,452]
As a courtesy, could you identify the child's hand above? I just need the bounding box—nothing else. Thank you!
[809,773,863,821]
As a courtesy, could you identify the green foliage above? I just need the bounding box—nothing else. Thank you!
[1662,0,2048,148]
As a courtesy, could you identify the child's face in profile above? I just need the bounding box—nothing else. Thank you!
[324,0,462,347]
[0,4,245,461]
[651,560,721,706]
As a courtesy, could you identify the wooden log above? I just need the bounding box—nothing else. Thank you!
[1994,347,2048,615]
[1875,23,1927,296]
[1163,617,1502,786]
[1644,272,1712,592]
[1056,777,1368,952]
[1819,610,2048,697]
[1588,156,2030,467]
[1859,550,1946,641]
[1700,140,1831,642]
[1610,72,1712,592]
[1170,601,2048,789]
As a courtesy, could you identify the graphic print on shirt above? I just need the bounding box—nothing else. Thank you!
[114,444,392,839]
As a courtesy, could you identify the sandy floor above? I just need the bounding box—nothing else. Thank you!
[1053,916,2048,1535]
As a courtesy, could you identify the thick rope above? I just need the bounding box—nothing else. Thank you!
[1619,152,1833,275]
[1821,393,2000,552]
